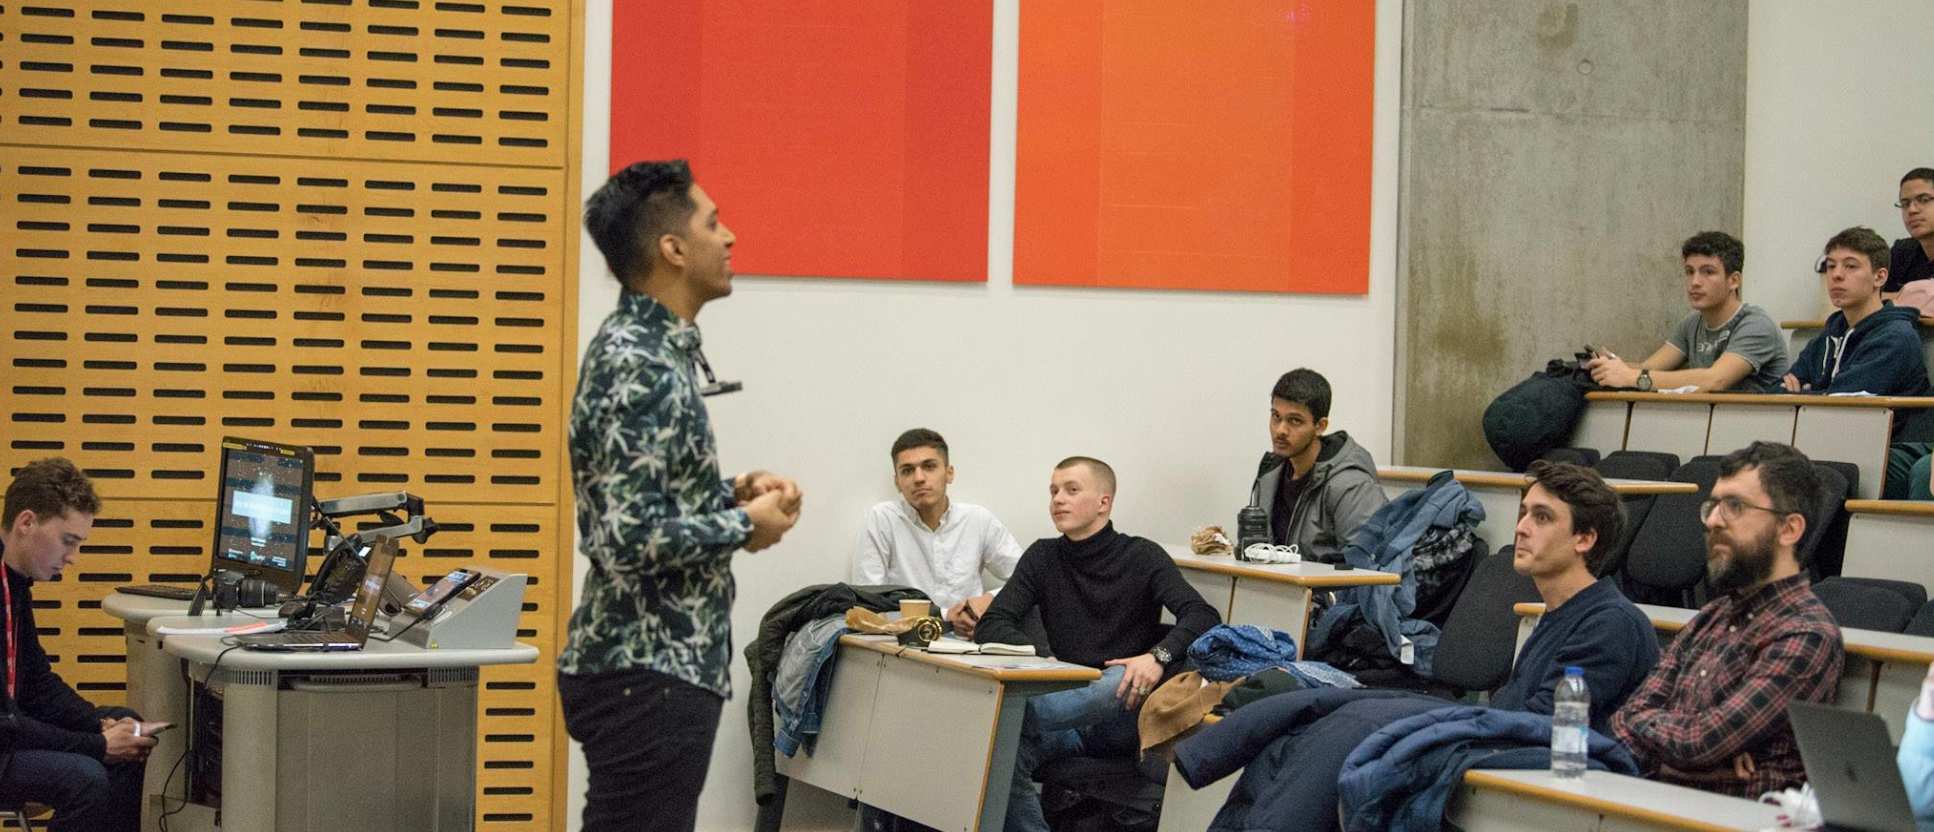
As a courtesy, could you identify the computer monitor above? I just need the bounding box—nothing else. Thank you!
[209,437,314,594]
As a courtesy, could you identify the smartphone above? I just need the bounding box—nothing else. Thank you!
[403,569,480,619]
[136,721,175,738]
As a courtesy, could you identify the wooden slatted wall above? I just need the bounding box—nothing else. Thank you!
[0,2,582,828]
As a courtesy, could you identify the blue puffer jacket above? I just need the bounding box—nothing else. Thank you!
[1306,471,1483,676]
[1337,705,1639,832]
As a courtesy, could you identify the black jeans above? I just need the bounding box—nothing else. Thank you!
[559,667,723,832]
[0,707,147,832]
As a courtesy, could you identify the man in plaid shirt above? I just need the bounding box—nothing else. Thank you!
[1610,442,1844,798]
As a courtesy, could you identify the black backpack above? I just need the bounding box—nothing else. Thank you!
[1483,359,1598,471]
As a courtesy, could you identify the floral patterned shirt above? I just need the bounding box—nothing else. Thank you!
[558,291,752,697]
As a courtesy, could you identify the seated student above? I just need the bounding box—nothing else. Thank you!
[1585,231,1790,393]
[1251,369,1386,562]
[1169,462,1656,832]
[1898,662,1934,830]
[1888,167,1934,300]
[1610,442,1844,798]
[1491,461,1659,732]
[0,459,154,832]
[974,457,1219,832]
[853,428,1022,637]
[1782,226,1931,396]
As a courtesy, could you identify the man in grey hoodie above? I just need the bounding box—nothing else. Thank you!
[1252,369,1388,563]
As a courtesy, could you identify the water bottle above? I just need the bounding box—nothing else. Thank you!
[1551,666,1590,778]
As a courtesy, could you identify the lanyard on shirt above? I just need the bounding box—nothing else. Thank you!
[2,568,15,702]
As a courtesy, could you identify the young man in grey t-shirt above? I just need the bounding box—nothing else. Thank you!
[1585,231,1791,393]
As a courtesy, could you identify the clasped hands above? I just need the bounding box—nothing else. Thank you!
[735,470,803,552]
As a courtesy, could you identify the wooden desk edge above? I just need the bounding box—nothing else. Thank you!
[1783,318,1934,330]
[838,635,1100,683]
[1602,606,1934,663]
[1845,499,1934,517]
[1586,391,1934,408]
[1460,770,1760,832]
[1378,467,1693,495]
[1170,556,1401,586]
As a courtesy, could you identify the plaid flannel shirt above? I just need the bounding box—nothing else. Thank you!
[1609,573,1843,798]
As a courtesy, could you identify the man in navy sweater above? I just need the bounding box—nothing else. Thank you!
[975,456,1220,832]
[1491,462,1658,731]
[0,459,154,832]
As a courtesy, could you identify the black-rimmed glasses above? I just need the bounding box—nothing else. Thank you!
[1698,496,1792,523]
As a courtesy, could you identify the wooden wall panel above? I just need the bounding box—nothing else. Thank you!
[0,2,580,829]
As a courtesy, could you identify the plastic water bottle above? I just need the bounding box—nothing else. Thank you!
[1551,666,1590,778]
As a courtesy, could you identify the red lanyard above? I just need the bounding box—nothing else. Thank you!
[2,568,15,701]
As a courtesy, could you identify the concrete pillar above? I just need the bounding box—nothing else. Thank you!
[1397,0,1748,469]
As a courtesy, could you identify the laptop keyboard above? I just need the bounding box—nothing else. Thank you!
[252,630,348,645]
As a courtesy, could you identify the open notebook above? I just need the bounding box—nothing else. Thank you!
[924,637,1035,656]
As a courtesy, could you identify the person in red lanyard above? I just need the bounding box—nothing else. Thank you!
[0,458,153,832]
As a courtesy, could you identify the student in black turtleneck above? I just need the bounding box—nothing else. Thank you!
[975,456,1219,832]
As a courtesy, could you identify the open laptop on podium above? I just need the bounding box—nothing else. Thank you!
[237,537,397,652]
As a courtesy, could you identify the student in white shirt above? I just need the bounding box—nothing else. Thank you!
[853,429,1023,638]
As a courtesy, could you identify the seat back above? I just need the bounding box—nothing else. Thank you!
[1431,545,1542,693]
[1595,450,1680,482]
[1539,447,1601,468]
[1802,460,1858,579]
[1814,577,1917,633]
[1907,600,1934,638]
[1621,457,1723,605]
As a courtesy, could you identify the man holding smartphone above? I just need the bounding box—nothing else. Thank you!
[0,458,156,832]
[1583,231,1790,393]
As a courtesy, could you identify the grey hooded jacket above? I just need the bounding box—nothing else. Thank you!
[1252,431,1388,563]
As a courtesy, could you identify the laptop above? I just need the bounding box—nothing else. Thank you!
[238,538,398,652]
[1786,700,1917,832]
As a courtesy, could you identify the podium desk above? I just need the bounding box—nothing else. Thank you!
[775,634,1097,832]
[137,614,536,832]
[1167,547,1399,658]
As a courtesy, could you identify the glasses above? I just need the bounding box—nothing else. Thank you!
[693,348,742,397]
[1896,194,1934,210]
[1698,495,1792,523]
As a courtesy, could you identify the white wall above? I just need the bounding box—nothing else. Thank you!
[1743,1,1934,323]
[572,1,1404,829]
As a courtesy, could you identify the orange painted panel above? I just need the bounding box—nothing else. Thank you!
[611,2,991,282]
[1015,2,1375,293]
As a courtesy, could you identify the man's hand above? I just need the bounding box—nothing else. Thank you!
[1104,653,1165,711]
[742,491,798,553]
[1730,752,1757,782]
[735,470,802,515]
[1782,373,1804,393]
[102,719,154,764]
[1585,356,1640,389]
[945,594,994,639]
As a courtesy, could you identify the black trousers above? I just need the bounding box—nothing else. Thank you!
[559,667,724,832]
[0,706,146,832]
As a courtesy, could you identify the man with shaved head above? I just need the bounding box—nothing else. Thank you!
[975,456,1220,832]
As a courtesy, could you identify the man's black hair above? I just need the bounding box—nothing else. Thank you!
[891,428,949,463]
[1270,368,1331,421]
[1681,231,1745,277]
[584,160,698,285]
[1524,461,1624,576]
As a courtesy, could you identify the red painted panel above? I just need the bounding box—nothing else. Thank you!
[1016,2,1376,294]
[611,2,992,282]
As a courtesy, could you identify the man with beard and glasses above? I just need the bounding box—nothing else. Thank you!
[1610,442,1844,798]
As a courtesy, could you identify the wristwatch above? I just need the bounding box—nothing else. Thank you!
[1151,645,1176,667]
[1636,369,1654,392]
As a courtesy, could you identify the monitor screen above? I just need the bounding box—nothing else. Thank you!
[210,437,314,594]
